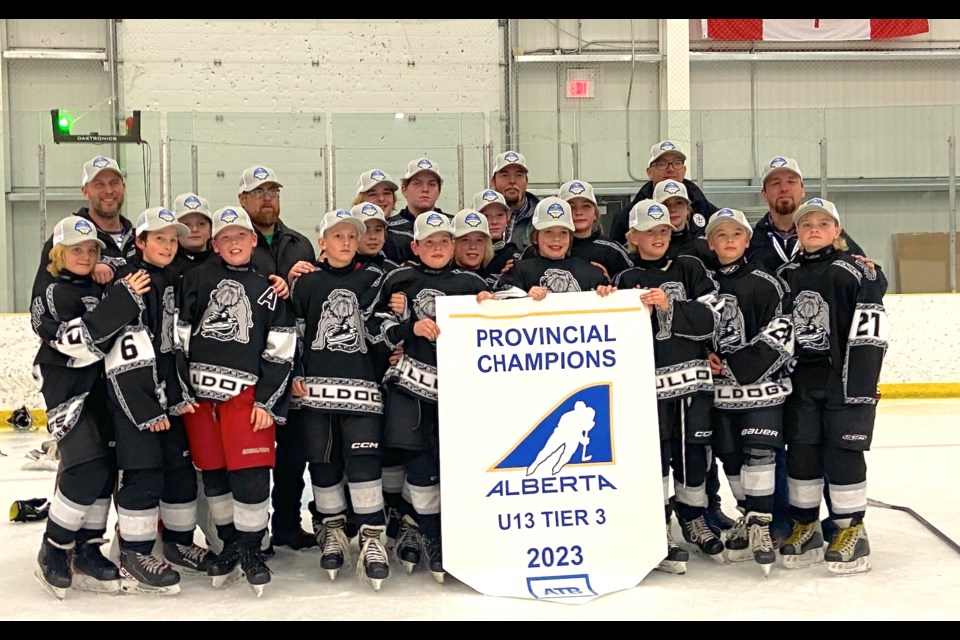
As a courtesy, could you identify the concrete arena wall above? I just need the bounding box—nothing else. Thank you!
[1,294,957,430]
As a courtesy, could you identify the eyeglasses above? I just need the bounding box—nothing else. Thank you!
[650,159,685,171]
[246,188,281,199]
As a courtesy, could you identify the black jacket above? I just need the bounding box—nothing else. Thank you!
[607,179,718,246]
[747,212,865,276]
[250,218,316,282]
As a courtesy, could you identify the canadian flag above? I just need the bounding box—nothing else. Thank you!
[701,19,929,41]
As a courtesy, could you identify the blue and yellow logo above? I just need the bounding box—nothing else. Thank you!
[646,204,666,220]
[158,209,175,223]
[370,169,386,182]
[464,212,482,228]
[75,219,94,235]
[252,167,270,181]
[183,196,201,210]
[220,209,239,223]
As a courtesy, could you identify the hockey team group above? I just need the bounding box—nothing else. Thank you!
[25,142,888,600]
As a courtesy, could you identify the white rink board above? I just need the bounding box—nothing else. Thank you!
[435,290,664,604]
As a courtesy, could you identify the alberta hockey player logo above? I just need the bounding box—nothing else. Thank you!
[490,384,613,474]
[716,293,746,349]
[540,269,581,293]
[655,281,686,340]
[198,280,253,343]
[313,289,367,354]
[793,290,830,351]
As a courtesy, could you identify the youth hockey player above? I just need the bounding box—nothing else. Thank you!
[492,196,609,298]
[556,179,632,280]
[775,198,888,576]
[452,208,495,276]
[384,158,450,264]
[289,209,391,591]
[368,212,490,583]
[352,168,399,218]
[613,200,724,573]
[31,215,151,599]
[703,208,795,576]
[170,193,214,277]
[175,206,296,596]
[471,189,523,286]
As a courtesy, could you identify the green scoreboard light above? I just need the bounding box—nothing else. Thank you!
[51,109,143,144]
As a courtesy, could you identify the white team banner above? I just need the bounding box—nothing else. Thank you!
[435,290,664,604]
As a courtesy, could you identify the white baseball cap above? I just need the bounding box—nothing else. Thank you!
[558,180,597,205]
[472,189,509,213]
[318,208,366,237]
[135,207,189,237]
[793,198,841,225]
[452,209,491,239]
[653,180,691,204]
[356,169,399,195]
[173,192,213,222]
[492,150,529,175]
[403,158,442,182]
[212,206,255,237]
[705,208,753,238]
[81,156,123,187]
[629,199,677,233]
[52,215,106,248]
[237,165,283,195]
[762,156,803,184]
[532,196,575,232]
[351,202,387,225]
[413,211,454,242]
[648,141,686,167]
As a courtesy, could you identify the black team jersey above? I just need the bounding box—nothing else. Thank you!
[495,255,608,294]
[613,255,721,399]
[368,263,490,402]
[711,256,795,410]
[384,208,452,265]
[776,247,888,405]
[175,258,296,424]
[522,232,633,280]
[485,239,524,287]
[290,260,385,415]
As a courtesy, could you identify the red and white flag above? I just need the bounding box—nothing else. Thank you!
[701,19,929,41]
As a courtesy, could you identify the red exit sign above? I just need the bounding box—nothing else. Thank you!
[566,78,595,99]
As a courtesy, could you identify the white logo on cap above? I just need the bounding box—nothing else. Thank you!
[417,159,434,170]
[547,203,565,219]
[465,213,482,228]
[335,209,351,218]
[717,208,734,217]
[807,198,824,206]
[220,209,239,223]
[659,142,677,152]
[370,170,385,181]
[252,167,270,180]
[159,209,176,223]
[482,190,498,202]
[504,151,520,163]
[75,219,94,235]
[647,205,666,220]
[426,213,444,227]
[567,182,585,195]
[770,157,788,169]
[92,156,110,168]
[184,196,201,210]
[360,204,378,216]
[664,182,681,195]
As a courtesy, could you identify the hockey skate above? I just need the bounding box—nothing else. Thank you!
[356,524,390,591]
[207,540,243,588]
[747,512,776,576]
[162,541,215,577]
[118,549,181,595]
[780,520,825,568]
[825,522,871,576]
[316,514,350,581]
[420,533,445,584]
[655,521,689,574]
[35,538,73,600]
[72,537,121,593]
[384,507,402,551]
[394,514,422,574]
[705,496,737,536]
[723,513,753,563]
[679,513,725,563]
[239,545,271,597]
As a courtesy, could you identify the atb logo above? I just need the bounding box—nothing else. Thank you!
[526,574,596,600]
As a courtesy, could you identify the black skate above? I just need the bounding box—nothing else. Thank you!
[357,524,390,591]
[421,533,445,584]
[207,540,242,588]
[394,514,422,574]
[655,522,689,575]
[705,496,737,536]
[679,513,726,563]
[747,512,776,576]
[724,512,752,563]
[239,545,272,597]
[780,520,825,569]
[825,522,871,576]
[384,507,402,551]
[118,549,181,595]
[73,538,121,593]
[35,538,73,600]
[162,541,215,576]
[317,514,350,581]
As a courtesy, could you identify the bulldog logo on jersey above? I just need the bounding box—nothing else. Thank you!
[412,288,444,320]
[566,182,586,196]
[646,204,666,221]
[662,182,682,196]
[655,281,687,340]
[160,286,177,353]
[793,290,830,351]
[198,280,253,344]
[313,289,367,354]
[183,196,201,210]
[716,293,746,350]
[490,384,613,475]
[540,269,581,293]
[252,167,270,181]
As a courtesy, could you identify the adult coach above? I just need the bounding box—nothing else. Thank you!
[607,140,718,245]
[490,150,540,252]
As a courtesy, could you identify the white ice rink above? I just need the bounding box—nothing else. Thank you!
[1,398,957,621]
